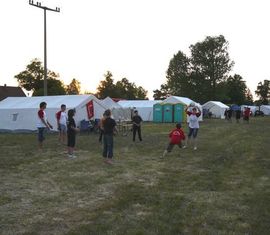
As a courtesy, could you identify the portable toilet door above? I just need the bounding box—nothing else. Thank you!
[153,103,163,122]
[174,103,184,123]
[163,103,173,122]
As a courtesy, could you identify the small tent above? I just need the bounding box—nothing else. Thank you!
[260,105,270,115]
[118,100,161,121]
[161,96,203,121]
[100,97,131,121]
[0,95,107,132]
[202,101,229,119]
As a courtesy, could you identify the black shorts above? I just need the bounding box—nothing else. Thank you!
[188,128,199,138]
[67,134,76,147]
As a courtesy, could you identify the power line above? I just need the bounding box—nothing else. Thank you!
[29,0,60,96]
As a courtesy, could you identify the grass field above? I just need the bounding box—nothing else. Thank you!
[0,117,269,235]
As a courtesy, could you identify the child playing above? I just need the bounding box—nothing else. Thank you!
[67,109,80,158]
[186,104,201,150]
[162,123,186,158]
[37,102,53,149]
[56,104,67,144]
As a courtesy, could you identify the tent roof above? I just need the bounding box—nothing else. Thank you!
[161,96,199,106]
[202,101,229,109]
[0,95,99,109]
[101,97,122,109]
[118,100,161,108]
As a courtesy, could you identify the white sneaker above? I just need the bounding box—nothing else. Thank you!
[193,147,197,150]
[68,154,73,158]
[182,145,187,149]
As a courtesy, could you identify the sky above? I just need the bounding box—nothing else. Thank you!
[0,0,269,99]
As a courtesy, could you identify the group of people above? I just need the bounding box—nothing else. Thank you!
[224,107,251,123]
[37,102,144,162]
[37,101,201,162]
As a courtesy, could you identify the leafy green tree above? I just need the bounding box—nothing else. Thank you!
[15,58,66,96]
[96,71,118,99]
[96,72,148,99]
[224,74,249,105]
[165,51,191,96]
[190,35,234,100]
[66,78,81,95]
[255,80,270,104]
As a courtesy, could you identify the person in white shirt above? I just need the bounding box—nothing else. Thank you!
[185,104,201,150]
[37,102,53,149]
[56,104,68,144]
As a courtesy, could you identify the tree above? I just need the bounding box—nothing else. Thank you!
[15,58,66,96]
[255,80,270,104]
[96,71,148,99]
[190,35,234,100]
[96,71,118,99]
[66,78,81,95]
[225,74,249,105]
[165,51,191,96]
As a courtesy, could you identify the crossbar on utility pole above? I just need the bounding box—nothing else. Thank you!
[29,0,60,96]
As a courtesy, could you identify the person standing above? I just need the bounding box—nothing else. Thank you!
[103,109,117,164]
[67,109,80,158]
[243,107,250,123]
[185,104,201,150]
[236,109,241,123]
[132,110,143,142]
[56,104,67,144]
[98,112,106,143]
[37,102,53,149]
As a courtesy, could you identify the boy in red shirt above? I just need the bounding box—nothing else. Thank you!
[162,123,186,158]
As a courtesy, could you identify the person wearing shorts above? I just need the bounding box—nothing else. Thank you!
[56,104,67,144]
[67,109,79,158]
[186,104,201,150]
[37,102,53,149]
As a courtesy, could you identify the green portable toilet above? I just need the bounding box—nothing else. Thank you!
[174,103,184,123]
[153,103,163,122]
[163,103,173,122]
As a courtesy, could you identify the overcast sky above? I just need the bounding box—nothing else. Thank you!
[0,0,269,99]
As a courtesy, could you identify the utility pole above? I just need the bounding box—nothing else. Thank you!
[29,0,60,96]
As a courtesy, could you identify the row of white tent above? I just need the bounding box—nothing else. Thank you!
[0,95,269,132]
[0,95,201,132]
[202,101,270,119]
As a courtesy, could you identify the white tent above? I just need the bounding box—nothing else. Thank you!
[118,100,161,121]
[0,95,107,132]
[202,101,229,119]
[161,96,203,121]
[260,105,270,115]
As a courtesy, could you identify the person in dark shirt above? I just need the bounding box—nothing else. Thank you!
[132,110,143,142]
[103,109,117,164]
[67,109,79,158]
[236,109,241,123]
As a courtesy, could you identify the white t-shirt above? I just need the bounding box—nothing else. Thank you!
[37,109,47,128]
[59,112,67,126]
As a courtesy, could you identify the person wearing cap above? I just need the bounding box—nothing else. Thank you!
[102,109,117,164]
[162,123,186,158]
[132,110,143,142]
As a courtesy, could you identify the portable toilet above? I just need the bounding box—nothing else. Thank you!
[174,103,185,123]
[153,103,163,122]
[163,103,173,122]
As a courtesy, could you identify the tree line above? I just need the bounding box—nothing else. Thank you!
[15,35,270,104]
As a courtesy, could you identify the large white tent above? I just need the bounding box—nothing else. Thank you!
[202,101,229,119]
[100,97,131,121]
[260,105,270,115]
[161,96,203,121]
[0,95,107,132]
[118,100,161,121]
